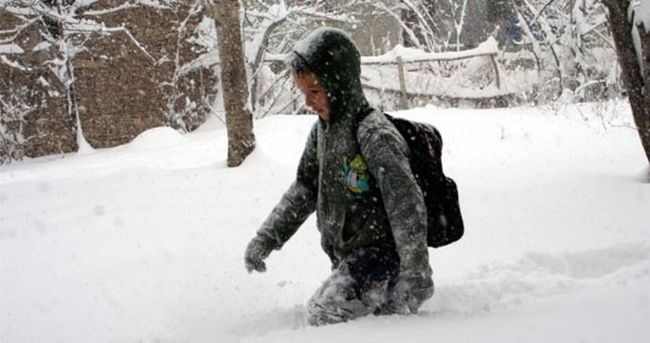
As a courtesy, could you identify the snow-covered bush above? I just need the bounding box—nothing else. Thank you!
[506,0,622,104]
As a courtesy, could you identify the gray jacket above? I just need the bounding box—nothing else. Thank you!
[255,28,432,284]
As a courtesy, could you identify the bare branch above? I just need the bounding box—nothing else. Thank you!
[82,3,140,16]
[371,1,423,49]
[533,0,559,21]
[67,24,157,64]
[0,17,40,44]
[0,55,31,71]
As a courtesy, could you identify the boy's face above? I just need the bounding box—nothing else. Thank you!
[293,72,330,121]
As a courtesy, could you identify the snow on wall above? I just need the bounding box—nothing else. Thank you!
[0,44,24,54]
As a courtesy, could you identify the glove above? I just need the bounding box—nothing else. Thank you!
[244,236,274,273]
[393,274,434,314]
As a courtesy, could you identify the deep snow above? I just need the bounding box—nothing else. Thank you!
[1,103,649,342]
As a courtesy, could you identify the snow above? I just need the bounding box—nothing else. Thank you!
[631,0,650,32]
[74,0,173,11]
[1,103,650,342]
[31,41,52,52]
[630,0,648,77]
[0,55,30,71]
[0,44,24,54]
[127,127,184,151]
[73,0,101,7]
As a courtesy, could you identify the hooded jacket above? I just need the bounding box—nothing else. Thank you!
[255,28,432,284]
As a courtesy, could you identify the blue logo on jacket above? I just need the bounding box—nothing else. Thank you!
[341,154,370,194]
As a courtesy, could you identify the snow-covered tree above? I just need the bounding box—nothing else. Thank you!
[395,0,504,51]
[212,0,255,167]
[602,0,650,165]
[490,0,618,103]
[240,0,364,116]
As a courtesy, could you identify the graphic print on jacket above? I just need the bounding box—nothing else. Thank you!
[341,154,370,196]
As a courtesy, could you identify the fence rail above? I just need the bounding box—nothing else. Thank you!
[264,37,508,106]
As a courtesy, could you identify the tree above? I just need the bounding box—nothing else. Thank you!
[212,0,255,167]
[1,0,89,159]
[602,0,650,165]
[241,0,363,116]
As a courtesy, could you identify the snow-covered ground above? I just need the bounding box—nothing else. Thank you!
[1,103,649,342]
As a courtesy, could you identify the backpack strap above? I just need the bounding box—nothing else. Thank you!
[354,105,376,126]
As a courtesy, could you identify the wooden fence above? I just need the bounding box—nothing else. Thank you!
[265,37,510,108]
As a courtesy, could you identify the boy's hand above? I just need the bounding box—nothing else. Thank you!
[244,236,274,273]
[394,274,434,313]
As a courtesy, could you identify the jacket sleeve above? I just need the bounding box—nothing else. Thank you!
[358,120,432,281]
[255,123,319,249]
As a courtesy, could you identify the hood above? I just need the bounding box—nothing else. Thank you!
[288,27,369,123]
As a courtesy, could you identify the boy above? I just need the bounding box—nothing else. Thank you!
[244,27,433,326]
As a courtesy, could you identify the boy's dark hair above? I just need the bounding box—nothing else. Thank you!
[286,51,312,76]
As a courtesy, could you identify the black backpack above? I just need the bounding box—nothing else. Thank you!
[360,109,464,248]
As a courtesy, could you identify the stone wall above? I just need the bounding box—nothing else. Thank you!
[73,2,219,148]
[0,1,219,161]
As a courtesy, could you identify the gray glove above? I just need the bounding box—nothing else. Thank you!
[393,274,434,314]
[244,236,274,273]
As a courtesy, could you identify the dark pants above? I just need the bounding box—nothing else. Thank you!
[307,246,401,326]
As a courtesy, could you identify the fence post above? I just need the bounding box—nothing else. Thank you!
[489,53,502,89]
[396,56,409,109]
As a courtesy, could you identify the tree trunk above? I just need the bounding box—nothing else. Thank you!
[603,0,650,165]
[638,27,650,164]
[212,0,256,167]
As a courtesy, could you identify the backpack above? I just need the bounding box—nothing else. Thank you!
[360,109,464,248]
